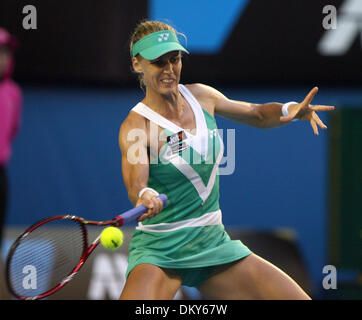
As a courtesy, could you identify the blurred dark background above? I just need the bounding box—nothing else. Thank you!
[0,0,361,300]
[1,0,361,86]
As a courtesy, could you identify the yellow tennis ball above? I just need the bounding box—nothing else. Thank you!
[100,227,124,250]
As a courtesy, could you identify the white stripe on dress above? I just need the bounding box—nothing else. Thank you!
[136,209,222,232]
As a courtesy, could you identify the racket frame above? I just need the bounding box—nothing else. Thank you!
[5,194,167,300]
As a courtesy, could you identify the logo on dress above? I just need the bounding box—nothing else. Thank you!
[166,131,188,156]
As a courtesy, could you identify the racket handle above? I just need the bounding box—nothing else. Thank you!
[117,194,168,226]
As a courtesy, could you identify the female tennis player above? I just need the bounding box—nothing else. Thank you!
[118,20,334,300]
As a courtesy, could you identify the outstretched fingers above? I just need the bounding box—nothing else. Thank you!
[312,112,328,130]
[280,87,335,133]
[310,105,335,112]
[303,87,319,106]
[310,118,319,135]
[310,111,330,135]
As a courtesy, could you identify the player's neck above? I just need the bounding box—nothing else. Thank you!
[143,85,184,116]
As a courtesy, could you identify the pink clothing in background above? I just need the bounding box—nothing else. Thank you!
[0,27,22,166]
[0,79,22,165]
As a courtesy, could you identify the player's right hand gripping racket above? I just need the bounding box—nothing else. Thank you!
[5,194,167,300]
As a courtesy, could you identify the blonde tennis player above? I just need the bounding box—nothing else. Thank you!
[118,20,334,300]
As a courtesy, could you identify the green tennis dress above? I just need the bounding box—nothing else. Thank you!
[125,84,251,287]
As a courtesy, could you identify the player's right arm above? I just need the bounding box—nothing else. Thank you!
[119,112,163,221]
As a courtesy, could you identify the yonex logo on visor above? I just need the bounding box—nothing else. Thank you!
[131,30,189,60]
[158,33,170,42]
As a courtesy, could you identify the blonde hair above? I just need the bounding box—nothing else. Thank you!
[129,20,185,90]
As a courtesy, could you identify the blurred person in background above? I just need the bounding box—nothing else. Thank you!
[0,27,22,250]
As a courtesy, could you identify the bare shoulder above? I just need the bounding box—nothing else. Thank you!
[119,109,147,149]
[185,83,224,116]
[185,83,222,101]
[120,110,146,132]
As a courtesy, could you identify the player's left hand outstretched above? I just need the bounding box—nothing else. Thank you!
[280,87,335,135]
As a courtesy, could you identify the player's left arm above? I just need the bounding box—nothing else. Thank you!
[190,83,335,135]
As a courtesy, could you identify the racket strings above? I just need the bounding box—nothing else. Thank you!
[7,218,86,298]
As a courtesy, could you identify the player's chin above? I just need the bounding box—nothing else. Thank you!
[158,79,178,93]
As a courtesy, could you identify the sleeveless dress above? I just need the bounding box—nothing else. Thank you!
[125,84,251,287]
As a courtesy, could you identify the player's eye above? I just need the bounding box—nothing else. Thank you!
[151,59,166,67]
[170,56,180,64]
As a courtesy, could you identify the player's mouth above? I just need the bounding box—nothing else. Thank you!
[160,78,175,86]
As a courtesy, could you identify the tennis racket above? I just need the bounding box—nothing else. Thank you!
[5,194,167,300]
